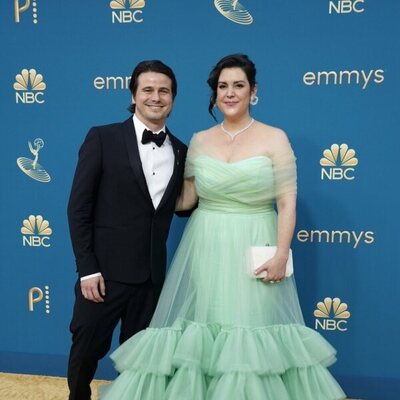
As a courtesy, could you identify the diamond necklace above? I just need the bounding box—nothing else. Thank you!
[220,118,255,140]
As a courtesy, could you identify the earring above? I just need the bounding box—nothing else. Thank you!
[250,95,258,106]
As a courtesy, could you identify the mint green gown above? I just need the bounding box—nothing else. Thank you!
[101,134,346,400]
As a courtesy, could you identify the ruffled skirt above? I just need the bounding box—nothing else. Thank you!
[101,209,346,399]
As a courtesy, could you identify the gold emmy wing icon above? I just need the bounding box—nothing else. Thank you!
[17,138,51,182]
[214,0,253,25]
[109,0,145,9]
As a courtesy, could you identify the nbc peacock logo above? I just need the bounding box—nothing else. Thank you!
[214,0,253,25]
[320,143,358,180]
[14,0,39,24]
[21,215,52,247]
[110,0,145,24]
[314,297,351,332]
[14,68,46,104]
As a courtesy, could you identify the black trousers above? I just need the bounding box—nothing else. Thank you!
[67,278,162,400]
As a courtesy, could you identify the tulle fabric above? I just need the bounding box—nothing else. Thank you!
[101,135,345,399]
[184,132,297,200]
[102,320,343,400]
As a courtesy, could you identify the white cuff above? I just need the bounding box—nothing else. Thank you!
[80,272,102,281]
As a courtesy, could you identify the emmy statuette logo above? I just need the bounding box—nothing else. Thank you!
[14,69,46,104]
[214,0,253,25]
[14,0,39,23]
[21,215,52,247]
[314,297,350,332]
[328,0,365,14]
[320,143,358,180]
[17,138,51,183]
[110,0,145,24]
[29,286,50,314]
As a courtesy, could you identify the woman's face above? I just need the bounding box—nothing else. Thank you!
[215,67,256,120]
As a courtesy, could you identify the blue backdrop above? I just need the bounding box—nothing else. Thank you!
[1,1,399,399]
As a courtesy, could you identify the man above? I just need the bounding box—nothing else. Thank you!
[67,60,187,400]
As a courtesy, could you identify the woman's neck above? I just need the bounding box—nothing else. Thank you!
[220,115,255,141]
[222,114,253,131]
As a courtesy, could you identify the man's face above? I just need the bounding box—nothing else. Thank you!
[133,72,174,129]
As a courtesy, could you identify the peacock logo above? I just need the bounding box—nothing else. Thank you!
[110,0,145,23]
[110,0,145,9]
[320,144,358,167]
[21,215,52,247]
[14,69,46,104]
[320,143,358,180]
[314,297,350,331]
[14,69,46,91]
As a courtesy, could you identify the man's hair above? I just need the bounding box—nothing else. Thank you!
[128,60,177,113]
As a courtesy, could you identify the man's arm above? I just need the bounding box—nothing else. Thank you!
[67,127,102,279]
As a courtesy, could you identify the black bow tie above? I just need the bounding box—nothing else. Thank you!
[141,129,167,147]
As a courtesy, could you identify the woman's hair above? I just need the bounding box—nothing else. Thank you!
[128,60,177,113]
[207,54,257,120]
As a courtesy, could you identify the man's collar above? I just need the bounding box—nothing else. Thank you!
[133,114,166,135]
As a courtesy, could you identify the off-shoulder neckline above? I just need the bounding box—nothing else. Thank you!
[197,154,272,165]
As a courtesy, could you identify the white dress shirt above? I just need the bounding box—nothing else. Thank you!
[133,114,174,209]
[81,114,175,281]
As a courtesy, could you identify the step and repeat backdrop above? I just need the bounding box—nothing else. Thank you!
[1,1,399,399]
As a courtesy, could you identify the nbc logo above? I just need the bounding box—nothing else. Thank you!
[320,143,358,180]
[314,297,350,332]
[328,0,365,14]
[21,215,52,247]
[29,286,50,314]
[214,0,253,25]
[14,68,46,104]
[110,0,145,24]
[17,138,51,183]
[14,0,39,24]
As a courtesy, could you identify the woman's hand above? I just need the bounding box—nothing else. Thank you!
[255,253,288,283]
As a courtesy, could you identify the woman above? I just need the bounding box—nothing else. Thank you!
[102,54,346,399]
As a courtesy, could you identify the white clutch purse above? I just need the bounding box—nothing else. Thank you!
[250,246,293,279]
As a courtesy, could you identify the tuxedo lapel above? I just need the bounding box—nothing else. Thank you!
[156,129,182,211]
[122,118,153,205]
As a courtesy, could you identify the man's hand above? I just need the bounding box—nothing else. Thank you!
[80,275,106,303]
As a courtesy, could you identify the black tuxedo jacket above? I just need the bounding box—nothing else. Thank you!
[67,117,187,285]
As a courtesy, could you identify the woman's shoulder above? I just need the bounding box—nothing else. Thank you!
[254,121,293,156]
[255,121,288,141]
[189,125,219,146]
[194,125,219,140]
